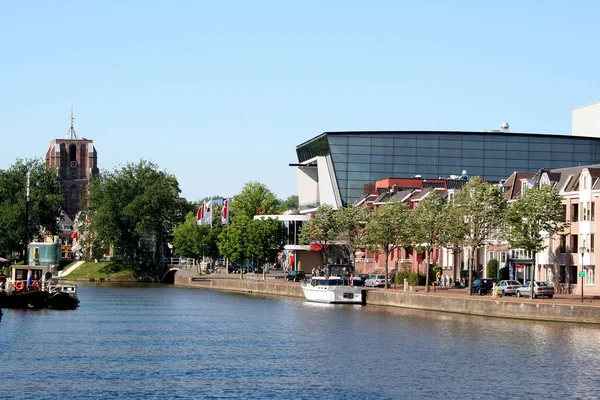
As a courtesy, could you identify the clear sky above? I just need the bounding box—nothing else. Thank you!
[1,1,599,202]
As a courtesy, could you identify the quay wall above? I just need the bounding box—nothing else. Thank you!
[175,275,600,324]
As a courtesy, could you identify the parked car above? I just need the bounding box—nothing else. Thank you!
[286,270,306,282]
[357,273,371,282]
[516,281,555,299]
[365,274,389,288]
[471,278,494,295]
[350,274,365,286]
[497,280,522,296]
[227,265,241,273]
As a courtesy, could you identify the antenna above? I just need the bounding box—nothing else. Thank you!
[65,106,79,140]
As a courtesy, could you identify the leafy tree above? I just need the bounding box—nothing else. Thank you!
[282,195,299,212]
[231,181,282,219]
[487,258,499,280]
[86,160,183,273]
[448,177,506,294]
[334,204,371,267]
[504,184,567,295]
[0,158,63,260]
[411,192,445,292]
[173,211,221,261]
[246,217,285,269]
[218,212,251,266]
[299,204,337,268]
[363,201,411,289]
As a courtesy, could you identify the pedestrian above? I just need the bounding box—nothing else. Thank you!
[311,267,316,277]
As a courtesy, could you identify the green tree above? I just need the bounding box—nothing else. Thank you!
[334,204,371,266]
[172,211,221,261]
[487,258,499,280]
[246,217,285,270]
[504,184,567,295]
[299,204,337,268]
[363,201,411,289]
[231,181,282,219]
[449,177,506,294]
[218,212,251,266]
[0,158,64,261]
[411,192,445,292]
[282,195,299,212]
[87,160,183,273]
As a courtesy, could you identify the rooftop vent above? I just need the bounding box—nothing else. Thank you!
[500,122,510,133]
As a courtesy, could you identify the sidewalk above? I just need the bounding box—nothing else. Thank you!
[384,284,600,307]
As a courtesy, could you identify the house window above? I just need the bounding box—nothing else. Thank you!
[561,204,567,222]
[585,266,595,285]
[487,251,494,262]
[592,234,595,253]
[560,265,577,284]
[559,235,567,253]
[521,181,528,195]
[592,202,596,221]
[571,204,579,222]
[570,234,578,251]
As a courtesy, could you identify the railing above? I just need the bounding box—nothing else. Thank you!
[159,257,196,268]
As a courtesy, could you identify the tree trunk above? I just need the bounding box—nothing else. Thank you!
[425,250,430,293]
[384,250,389,289]
[468,248,474,295]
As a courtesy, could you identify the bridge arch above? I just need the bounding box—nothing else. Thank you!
[162,268,180,284]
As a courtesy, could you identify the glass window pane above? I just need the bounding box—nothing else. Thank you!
[348,137,370,146]
[348,154,371,163]
[348,145,370,155]
[394,155,416,164]
[417,147,439,157]
[440,148,462,157]
[329,144,347,154]
[347,171,372,181]
[439,157,462,167]
[371,146,394,155]
[372,137,394,147]
[440,140,461,149]
[348,163,369,172]
[328,136,348,145]
[331,154,348,163]
[371,163,394,174]
[394,138,416,147]
[417,139,439,148]
[462,149,482,158]
[462,157,484,167]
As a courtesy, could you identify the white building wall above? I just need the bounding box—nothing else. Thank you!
[573,101,600,137]
[296,156,341,213]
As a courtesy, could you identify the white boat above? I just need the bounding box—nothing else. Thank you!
[301,275,364,304]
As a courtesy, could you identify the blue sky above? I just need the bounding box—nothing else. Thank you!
[1,1,599,202]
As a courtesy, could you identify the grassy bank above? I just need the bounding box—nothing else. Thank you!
[63,261,135,280]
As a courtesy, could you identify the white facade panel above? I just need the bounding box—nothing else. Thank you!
[573,101,600,137]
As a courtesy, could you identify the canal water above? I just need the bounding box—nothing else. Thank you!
[1,283,600,399]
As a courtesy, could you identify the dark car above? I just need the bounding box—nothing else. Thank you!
[471,278,494,295]
[227,265,240,273]
[285,270,306,282]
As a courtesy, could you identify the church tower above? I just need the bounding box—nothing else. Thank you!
[45,109,99,220]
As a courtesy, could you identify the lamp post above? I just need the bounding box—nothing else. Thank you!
[579,246,586,303]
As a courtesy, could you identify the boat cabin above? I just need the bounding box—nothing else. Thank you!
[7,266,50,292]
[325,264,355,277]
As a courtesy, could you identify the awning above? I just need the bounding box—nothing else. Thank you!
[71,231,79,239]
[0,257,9,263]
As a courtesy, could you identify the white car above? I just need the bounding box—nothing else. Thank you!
[365,274,389,288]
[496,280,523,296]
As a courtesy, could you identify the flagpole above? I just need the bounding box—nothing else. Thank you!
[24,168,31,262]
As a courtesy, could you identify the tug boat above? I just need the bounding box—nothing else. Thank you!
[301,264,365,305]
[0,265,79,310]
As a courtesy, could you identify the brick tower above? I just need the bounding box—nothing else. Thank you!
[45,110,99,220]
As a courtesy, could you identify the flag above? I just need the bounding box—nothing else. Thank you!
[196,203,205,225]
[26,267,32,289]
[221,198,230,225]
[204,200,213,226]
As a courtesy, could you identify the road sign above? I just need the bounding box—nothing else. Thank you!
[579,271,586,278]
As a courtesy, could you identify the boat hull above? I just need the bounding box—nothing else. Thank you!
[46,292,80,310]
[301,284,365,304]
[0,291,49,309]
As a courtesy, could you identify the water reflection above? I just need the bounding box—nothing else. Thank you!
[1,284,599,399]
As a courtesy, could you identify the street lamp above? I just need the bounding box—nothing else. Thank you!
[579,245,586,303]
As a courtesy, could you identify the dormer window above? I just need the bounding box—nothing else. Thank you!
[582,174,589,190]
[521,181,528,195]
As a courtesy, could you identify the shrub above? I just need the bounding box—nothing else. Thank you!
[487,259,499,279]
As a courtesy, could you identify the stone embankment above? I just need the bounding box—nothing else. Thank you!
[175,273,600,324]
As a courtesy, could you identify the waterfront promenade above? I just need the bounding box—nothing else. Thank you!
[175,270,600,324]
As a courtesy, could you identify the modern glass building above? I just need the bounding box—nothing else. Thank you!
[294,131,600,210]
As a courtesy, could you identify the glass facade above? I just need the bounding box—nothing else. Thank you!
[297,131,600,206]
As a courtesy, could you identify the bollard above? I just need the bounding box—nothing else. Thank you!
[404,278,408,292]
[409,285,413,292]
